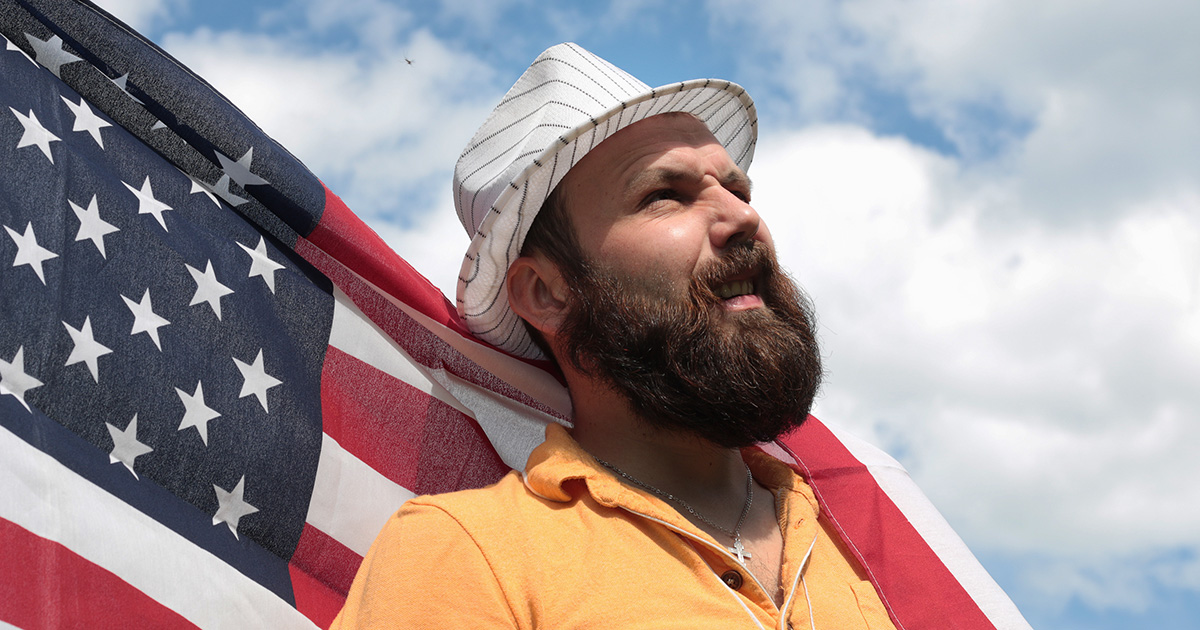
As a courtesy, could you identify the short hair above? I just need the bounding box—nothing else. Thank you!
[517,182,584,362]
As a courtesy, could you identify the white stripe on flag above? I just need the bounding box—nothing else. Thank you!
[0,425,316,630]
[328,288,471,417]
[825,423,1033,630]
[306,433,415,556]
[374,283,573,418]
[431,368,563,472]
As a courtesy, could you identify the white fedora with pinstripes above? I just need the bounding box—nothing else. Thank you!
[454,42,758,359]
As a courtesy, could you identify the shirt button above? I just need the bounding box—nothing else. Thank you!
[720,569,744,589]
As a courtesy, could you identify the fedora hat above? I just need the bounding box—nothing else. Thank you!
[453,42,758,359]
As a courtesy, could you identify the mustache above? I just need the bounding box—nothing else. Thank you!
[690,241,774,306]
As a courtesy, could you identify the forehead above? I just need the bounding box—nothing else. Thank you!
[562,113,741,194]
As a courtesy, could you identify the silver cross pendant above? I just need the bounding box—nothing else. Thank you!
[731,538,751,563]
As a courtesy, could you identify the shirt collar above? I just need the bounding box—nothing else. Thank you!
[523,423,820,521]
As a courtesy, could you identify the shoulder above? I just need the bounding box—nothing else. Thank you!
[401,469,541,529]
[333,474,530,628]
[385,470,569,551]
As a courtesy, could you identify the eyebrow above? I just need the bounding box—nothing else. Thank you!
[626,166,753,197]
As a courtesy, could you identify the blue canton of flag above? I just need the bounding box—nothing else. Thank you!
[0,2,331,625]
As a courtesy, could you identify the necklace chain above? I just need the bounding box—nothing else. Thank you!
[592,455,754,553]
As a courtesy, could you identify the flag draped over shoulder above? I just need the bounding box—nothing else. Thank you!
[0,1,1029,629]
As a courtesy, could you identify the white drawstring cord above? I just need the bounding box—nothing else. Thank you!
[778,531,819,629]
[803,576,815,630]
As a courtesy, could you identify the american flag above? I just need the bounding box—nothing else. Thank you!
[0,1,1029,628]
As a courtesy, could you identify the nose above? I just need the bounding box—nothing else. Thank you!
[709,190,762,250]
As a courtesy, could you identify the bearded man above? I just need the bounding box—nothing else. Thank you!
[333,43,896,629]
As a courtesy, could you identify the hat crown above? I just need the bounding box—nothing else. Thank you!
[453,43,650,238]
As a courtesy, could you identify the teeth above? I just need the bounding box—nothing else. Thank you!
[716,280,753,299]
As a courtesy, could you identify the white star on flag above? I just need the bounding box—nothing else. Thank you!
[186,260,234,320]
[122,176,173,231]
[60,94,111,148]
[9,107,60,162]
[233,349,283,412]
[70,194,119,258]
[5,221,58,284]
[238,236,285,293]
[63,316,112,383]
[213,174,248,207]
[176,381,221,446]
[215,147,269,188]
[106,414,153,478]
[187,174,220,207]
[212,475,259,539]
[121,289,170,351]
[110,73,143,104]
[24,33,81,77]
[0,347,43,412]
[4,33,37,65]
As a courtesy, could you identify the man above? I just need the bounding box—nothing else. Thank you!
[333,43,894,628]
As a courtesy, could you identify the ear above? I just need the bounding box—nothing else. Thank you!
[507,254,569,338]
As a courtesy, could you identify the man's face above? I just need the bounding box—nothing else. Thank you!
[549,114,822,448]
[561,113,772,308]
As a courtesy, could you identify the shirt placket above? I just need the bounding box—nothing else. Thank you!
[618,504,784,628]
[774,483,821,630]
[615,488,824,630]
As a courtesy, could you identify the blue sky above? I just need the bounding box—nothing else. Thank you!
[99,1,1200,627]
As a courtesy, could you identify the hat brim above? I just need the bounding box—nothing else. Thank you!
[457,78,758,359]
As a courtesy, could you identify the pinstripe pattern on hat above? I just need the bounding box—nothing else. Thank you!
[453,42,758,359]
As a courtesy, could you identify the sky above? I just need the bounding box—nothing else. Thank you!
[94,0,1200,627]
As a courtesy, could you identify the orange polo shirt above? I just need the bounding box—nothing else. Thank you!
[333,424,896,629]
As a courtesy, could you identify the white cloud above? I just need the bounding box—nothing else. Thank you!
[704,0,861,123]
[158,25,499,225]
[92,0,180,33]
[373,197,472,301]
[846,0,1200,222]
[714,0,1200,223]
[436,0,532,37]
[751,125,1200,606]
[286,0,416,46]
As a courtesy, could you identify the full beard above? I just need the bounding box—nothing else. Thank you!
[556,241,823,448]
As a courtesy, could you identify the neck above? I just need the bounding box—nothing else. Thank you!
[567,376,749,506]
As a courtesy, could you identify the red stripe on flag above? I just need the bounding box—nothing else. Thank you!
[307,184,471,336]
[302,185,565,390]
[0,517,198,630]
[320,346,509,495]
[298,226,565,418]
[778,417,996,630]
[289,564,344,630]
[290,524,362,629]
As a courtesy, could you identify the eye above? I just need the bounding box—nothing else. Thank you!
[728,186,751,203]
[641,188,681,207]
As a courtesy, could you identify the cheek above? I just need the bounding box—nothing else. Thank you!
[598,222,706,276]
